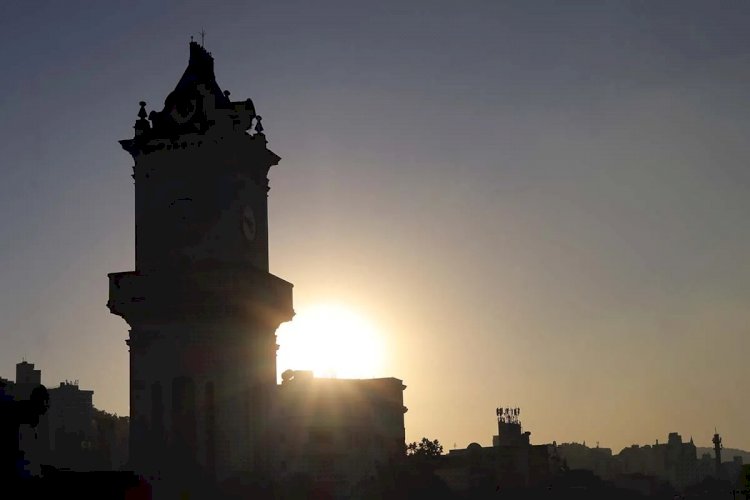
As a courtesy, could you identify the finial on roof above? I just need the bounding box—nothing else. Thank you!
[200,28,206,47]
[255,115,264,134]
[134,101,151,136]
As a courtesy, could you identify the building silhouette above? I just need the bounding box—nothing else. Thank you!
[0,360,128,475]
[0,359,148,498]
[108,40,295,490]
[102,40,416,499]
[13,361,42,399]
[713,430,723,478]
[6,361,49,476]
[551,431,746,495]
[616,433,699,490]
[555,441,614,479]
[0,367,48,482]
[46,380,95,470]
[437,408,558,495]
[663,432,698,490]
[271,370,407,496]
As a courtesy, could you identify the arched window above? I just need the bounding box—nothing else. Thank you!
[151,382,163,435]
[172,376,196,454]
[205,381,216,476]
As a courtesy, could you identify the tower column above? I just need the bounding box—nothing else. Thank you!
[109,41,293,487]
[713,432,722,478]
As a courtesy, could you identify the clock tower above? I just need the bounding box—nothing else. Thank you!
[107,41,294,487]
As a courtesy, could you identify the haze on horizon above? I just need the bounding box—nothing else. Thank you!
[0,0,748,453]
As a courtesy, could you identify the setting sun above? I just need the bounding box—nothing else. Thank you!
[276,303,384,380]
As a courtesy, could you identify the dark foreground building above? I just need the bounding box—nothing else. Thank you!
[105,40,407,500]
[108,39,294,495]
[271,370,407,497]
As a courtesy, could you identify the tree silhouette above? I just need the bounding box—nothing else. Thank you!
[406,437,443,458]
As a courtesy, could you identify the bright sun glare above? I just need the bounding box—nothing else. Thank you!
[276,303,384,380]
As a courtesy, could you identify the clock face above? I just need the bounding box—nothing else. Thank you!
[241,205,257,242]
[170,99,197,124]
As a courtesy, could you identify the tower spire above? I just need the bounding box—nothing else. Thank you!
[110,41,291,485]
[713,430,723,479]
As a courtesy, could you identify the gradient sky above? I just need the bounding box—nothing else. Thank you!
[1,1,749,453]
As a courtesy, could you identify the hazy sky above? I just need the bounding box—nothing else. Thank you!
[1,1,749,453]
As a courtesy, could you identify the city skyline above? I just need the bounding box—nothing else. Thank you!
[1,1,749,454]
[2,356,747,458]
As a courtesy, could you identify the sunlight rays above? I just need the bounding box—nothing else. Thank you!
[276,303,384,380]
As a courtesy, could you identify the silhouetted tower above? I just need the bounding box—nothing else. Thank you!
[494,406,530,446]
[15,361,41,399]
[713,430,723,479]
[108,41,294,482]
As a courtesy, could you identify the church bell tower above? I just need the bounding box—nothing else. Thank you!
[107,41,294,483]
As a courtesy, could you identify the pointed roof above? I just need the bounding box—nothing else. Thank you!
[140,41,252,139]
[121,41,260,156]
[162,41,231,114]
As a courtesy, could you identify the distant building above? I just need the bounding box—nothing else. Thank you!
[662,432,698,489]
[14,361,42,399]
[616,444,660,477]
[271,370,407,497]
[697,452,714,481]
[713,430,723,478]
[1,361,127,474]
[708,430,745,484]
[548,432,703,493]
[437,407,557,495]
[613,432,698,491]
[47,380,95,470]
[725,455,745,486]
[8,361,48,475]
[556,441,614,479]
